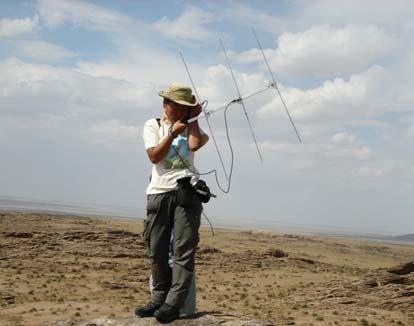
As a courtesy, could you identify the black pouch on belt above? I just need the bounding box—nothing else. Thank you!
[193,179,211,203]
[176,177,193,208]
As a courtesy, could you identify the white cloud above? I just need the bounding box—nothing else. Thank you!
[274,24,399,76]
[258,66,393,122]
[15,40,78,63]
[197,64,266,107]
[301,0,414,28]
[0,16,38,38]
[87,120,141,145]
[196,64,236,103]
[347,119,386,128]
[37,0,135,31]
[259,141,301,155]
[258,136,371,167]
[407,123,414,137]
[352,146,371,160]
[293,158,318,171]
[410,164,414,175]
[331,132,356,144]
[220,5,286,34]
[322,143,371,162]
[355,166,383,177]
[234,24,400,77]
[153,7,215,41]
[0,58,145,124]
[230,48,265,65]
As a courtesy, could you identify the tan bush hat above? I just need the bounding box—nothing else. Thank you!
[158,82,198,107]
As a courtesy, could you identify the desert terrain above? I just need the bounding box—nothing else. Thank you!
[1,211,413,326]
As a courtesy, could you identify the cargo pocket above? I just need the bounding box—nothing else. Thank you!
[195,195,202,246]
[143,194,162,257]
[186,193,202,246]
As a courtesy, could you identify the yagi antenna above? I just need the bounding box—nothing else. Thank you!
[187,85,272,123]
[179,52,230,181]
[180,30,303,178]
[252,27,302,143]
[219,39,263,162]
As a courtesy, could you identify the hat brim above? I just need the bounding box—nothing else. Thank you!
[158,91,198,107]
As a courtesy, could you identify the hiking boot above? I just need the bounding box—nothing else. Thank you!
[134,301,162,318]
[154,303,180,323]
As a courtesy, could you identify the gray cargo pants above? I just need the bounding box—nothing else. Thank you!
[144,190,202,308]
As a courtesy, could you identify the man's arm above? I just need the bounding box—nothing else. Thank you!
[187,105,208,152]
[146,120,187,164]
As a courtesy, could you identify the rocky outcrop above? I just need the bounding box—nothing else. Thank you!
[363,274,414,287]
[361,261,414,288]
[2,292,15,305]
[2,231,33,238]
[387,261,414,275]
[3,212,414,326]
[41,314,273,326]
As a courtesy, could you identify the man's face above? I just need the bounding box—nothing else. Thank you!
[163,99,190,122]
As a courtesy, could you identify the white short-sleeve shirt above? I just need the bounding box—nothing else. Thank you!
[143,118,205,195]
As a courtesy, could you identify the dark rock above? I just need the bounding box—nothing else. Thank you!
[267,248,288,258]
[62,234,83,241]
[387,262,414,275]
[2,232,33,238]
[113,252,141,258]
[197,246,222,254]
[62,232,100,241]
[107,230,139,237]
[2,293,15,304]
[378,274,414,286]
[360,275,413,288]
[98,261,118,269]
[362,278,379,287]
[291,257,315,264]
[101,282,131,290]
[136,275,149,282]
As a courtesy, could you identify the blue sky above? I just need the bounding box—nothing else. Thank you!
[1,0,413,234]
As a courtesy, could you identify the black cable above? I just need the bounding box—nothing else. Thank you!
[170,98,239,237]
[202,211,215,236]
[172,98,238,193]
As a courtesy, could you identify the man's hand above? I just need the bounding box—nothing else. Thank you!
[171,120,187,137]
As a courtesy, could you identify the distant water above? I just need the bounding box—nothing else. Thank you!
[1,196,413,245]
[0,196,140,219]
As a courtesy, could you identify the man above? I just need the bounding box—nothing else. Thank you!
[136,83,208,323]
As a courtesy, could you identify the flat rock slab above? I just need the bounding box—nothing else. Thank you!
[387,261,414,275]
[42,315,274,326]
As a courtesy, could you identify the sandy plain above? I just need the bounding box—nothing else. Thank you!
[1,211,414,326]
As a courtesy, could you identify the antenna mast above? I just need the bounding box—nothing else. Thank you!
[252,28,302,143]
[219,39,263,162]
[179,52,230,181]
